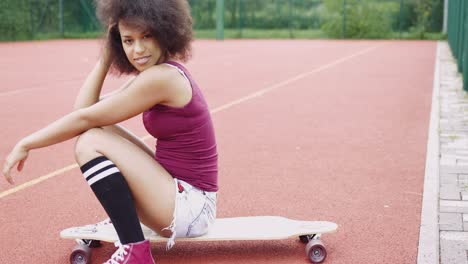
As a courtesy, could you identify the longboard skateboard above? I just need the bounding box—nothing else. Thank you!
[61,216,338,264]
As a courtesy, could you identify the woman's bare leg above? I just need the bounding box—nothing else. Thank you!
[101,124,155,158]
[74,127,175,237]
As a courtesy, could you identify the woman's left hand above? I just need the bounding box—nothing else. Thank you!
[2,142,29,185]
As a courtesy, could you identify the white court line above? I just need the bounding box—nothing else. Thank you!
[0,77,85,97]
[0,44,380,199]
[416,41,440,264]
[0,164,78,199]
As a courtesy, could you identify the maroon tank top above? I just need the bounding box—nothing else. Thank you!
[142,61,218,192]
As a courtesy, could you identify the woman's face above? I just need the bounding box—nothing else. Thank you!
[118,21,163,72]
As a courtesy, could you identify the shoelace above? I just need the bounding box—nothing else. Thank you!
[103,241,130,264]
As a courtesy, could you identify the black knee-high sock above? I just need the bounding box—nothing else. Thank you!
[80,156,145,244]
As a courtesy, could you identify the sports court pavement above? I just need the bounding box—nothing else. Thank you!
[425,42,468,264]
[0,39,449,263]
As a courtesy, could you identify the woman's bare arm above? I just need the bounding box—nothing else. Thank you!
[73,57,149,156]
[22,66,170,150]
[99,76,136,101]
[73,59,112,110]
[3,65,174,183]
[98,76,154,157]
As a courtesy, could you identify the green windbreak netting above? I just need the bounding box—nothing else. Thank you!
[447,0,468,90]
[1,0,444,41]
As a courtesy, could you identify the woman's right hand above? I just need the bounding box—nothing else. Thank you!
[2,142,29,185]
[102,24,117,68]
[101,46,113,68]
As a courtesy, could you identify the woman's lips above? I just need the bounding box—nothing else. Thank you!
[134,56,151,65]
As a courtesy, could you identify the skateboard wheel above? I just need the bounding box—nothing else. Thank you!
[70,244,91,264]
[305,240,327,263]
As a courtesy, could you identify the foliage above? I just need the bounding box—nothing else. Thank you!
[0,0,100,41]
[322,0,400,38]
[195,28,327,39]
[189,0,217,29]
[0,0,32,41]
[0,0,446,41]
[321,0,444,39]
[409,0,444,38]
[190,0,324,30]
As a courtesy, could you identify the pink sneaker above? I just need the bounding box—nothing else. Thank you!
[103,240,155,264]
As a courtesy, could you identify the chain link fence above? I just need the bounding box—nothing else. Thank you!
[192,0,443,38]
[1,0,99,41]
[1,0,444,41]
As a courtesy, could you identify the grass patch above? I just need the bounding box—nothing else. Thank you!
[0,32,104,42]
[195,29,327,39]
[32,32,103,40]
[195,28,447,40]
[390,31,447,40]
[1,29,447,42]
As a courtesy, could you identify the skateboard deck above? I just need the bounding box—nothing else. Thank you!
[61,216,338,264]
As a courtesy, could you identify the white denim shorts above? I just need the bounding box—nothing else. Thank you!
[164,178,217,249]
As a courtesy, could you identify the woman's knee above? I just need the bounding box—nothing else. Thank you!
[74,128,104,164]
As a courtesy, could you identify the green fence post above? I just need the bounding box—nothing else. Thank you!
[443,0,448,33]
[448,0,451,47]
[288,0,293,39]
[29,0,35,38]
[452,0,457,52]
[448,0,451,48]
[464,0,468,91]
[454,0,458,56]
[59,0,64,37]
[216,0,224,40]
[458,0,464,72]
[237,0,240,37]
[431,0,436,32]
[449,0,456,54]
[238,0,244,38]
[342,0,347,38]
[453,0,459,58]
[399,0,404,39]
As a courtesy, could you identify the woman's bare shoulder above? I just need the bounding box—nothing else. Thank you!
[124,63,190,107]
[133,63,183,87]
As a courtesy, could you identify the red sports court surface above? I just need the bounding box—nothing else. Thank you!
[0,39,435,263]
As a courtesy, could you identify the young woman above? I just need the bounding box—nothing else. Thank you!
[2,0,218,263]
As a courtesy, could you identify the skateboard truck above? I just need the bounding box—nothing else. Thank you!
[299,233,320,243]
[77,239,102,248]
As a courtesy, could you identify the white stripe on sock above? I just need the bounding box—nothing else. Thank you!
[87,167,120,186]
[83,160,114,179]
